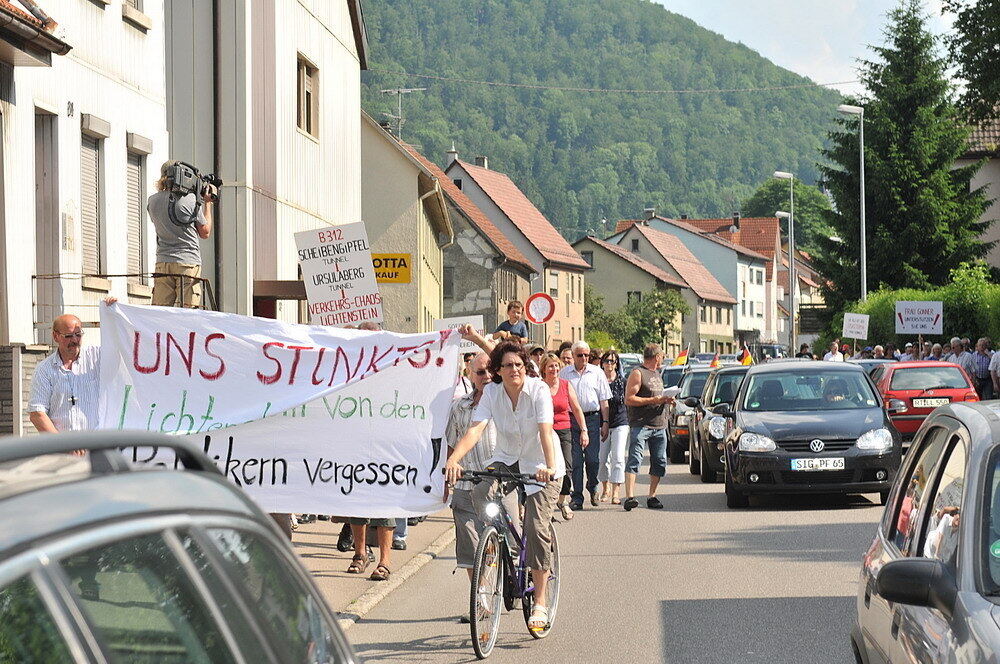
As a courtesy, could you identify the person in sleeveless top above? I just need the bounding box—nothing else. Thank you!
[540,353,586,520]
[598,350,629,504]
[623,343,674,511]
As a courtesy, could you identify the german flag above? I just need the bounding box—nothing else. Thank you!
[672,345,690,366]
[709,353,721,368]
[738,346,754,366]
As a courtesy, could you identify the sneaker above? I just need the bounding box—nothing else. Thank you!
[391,538,407,551]
[336,523,354,552]
[407,517,420,526]
[647,496,664,510]
[569,501,583,511]
[623,497,639,511]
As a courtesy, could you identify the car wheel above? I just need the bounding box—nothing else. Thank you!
[724,470,748,509]
[699,440,716,484]
[668,437,685,464]
[879,490,889,506]
[688,432,700,475]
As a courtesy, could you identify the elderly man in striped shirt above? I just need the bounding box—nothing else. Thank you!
[27,302,116,439]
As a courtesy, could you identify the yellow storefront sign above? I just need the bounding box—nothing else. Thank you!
[372,253,412,283]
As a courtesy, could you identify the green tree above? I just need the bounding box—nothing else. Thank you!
[609,289,690,352]
[812,0,992,316]
[740,178,833,253]
[944,0,1000,123]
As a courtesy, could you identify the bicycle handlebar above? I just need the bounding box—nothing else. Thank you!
[444,467,544,486]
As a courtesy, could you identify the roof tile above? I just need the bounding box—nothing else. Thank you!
[457,160,590,270]
[0,0,43,28]
[969,118,1000,156]
[401,145,535,274]
[629,224,736,304]
[581,236,688,289]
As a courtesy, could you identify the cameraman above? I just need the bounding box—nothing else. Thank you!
[147,160,215,308]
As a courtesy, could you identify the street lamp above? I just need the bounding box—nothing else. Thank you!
[774,170,796,353]
[837,103,866,301]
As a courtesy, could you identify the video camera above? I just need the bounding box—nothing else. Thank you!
[165,161,222,202]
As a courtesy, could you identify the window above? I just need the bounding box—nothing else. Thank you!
[756,302,764,318]
[890,427,950,555]
[726,308,731,325]
[0,576,74,662]
[748,301,754,316]
[126,151,146,284]
[296,56,319,137]
[453,178,462,190]
[443,266,454,299]
[581,251,593,266]
[125,0,141,8]
[570,273,575,303]
[920,436,966,567]
[741,300,746,316]
[207,528,344,662]
[627,291,642,304]
[60,533,238,662]
[548,271,559,298]
[715,307,722,324]
[80,133,102,274]
[554,320,561,335]
[630,239,639,252]
[700,306,706,323]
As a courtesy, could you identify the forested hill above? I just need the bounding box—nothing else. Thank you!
[361,0,843,237]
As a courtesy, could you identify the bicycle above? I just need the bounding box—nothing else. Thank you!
[460,468,561,659]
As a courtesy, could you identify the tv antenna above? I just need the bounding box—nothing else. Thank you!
[379,87,426,141]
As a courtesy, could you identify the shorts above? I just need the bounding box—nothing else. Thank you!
[347,517,396,528]
[625,426,667,477]
[452,489,480,568]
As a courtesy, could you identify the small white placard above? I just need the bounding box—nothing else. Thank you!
[434,315,485,354]
[842,313,870,340]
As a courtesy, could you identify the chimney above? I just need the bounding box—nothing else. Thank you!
[732,212,741,229]
[475,156,489,169]
[643,207,656,220]
[680,214,688,220]
[446,143,458,166]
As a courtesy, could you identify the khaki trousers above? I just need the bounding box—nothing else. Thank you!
[152,262,202,308]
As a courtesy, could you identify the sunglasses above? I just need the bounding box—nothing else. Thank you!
[602,358,618,364]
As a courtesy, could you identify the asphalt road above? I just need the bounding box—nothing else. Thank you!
[346,465,882,663]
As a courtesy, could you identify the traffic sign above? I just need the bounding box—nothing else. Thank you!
[524,292,555,324]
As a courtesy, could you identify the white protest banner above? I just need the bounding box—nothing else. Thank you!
[98,304,459,516]
[434,315,485,354]
[895,301,943,334]
[842,313,870,340]
[295,222,383,326]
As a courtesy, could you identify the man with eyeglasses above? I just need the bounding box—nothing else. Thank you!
[28,303,115,437]
[559,340,610,510]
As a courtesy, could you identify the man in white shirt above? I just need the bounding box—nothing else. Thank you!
[28,313,103,437]
[822,341,844,362]
[559,341,610,510]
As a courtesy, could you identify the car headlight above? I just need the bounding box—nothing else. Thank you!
[708,417,726,440]
[675,414,689,425]
[738,432,776,452]
[856,428,893,451]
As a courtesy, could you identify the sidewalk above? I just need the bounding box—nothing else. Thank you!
[292,510,456,628]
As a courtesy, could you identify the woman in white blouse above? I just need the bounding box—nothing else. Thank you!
[445,341,565,631]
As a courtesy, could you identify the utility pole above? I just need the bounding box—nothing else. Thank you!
[379,87,426,141]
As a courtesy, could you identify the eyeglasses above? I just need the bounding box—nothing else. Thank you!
[501,362,525,370]
[574,353,588,357]
[474,369,490,376]
[59,332,83,339]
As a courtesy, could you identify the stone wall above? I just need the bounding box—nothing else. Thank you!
[0,344,50,436]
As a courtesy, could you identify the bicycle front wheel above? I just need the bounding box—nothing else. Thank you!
[470,526,504,659]
[523,524,560,639]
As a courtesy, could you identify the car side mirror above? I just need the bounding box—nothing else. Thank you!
[876,558,956,618]
[712,402,733,417]
[684,396,700,408]
[886,398,908,415]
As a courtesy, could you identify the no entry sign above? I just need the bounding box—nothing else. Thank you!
[524,292,555,324]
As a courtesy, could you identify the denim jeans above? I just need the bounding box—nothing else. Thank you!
[394,518,407,541]
[571,411,602,504]
[625,426,668,477]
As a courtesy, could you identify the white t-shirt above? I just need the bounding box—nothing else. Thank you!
[823,351,844,362]
[472,377,565,494]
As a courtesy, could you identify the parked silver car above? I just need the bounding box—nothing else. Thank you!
[852,402,1000,663]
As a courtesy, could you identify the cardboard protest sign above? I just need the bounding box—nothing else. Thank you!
[434,315,485,355]
[295,223,383,326]
[842,313,870,340]
[895,301,943,334]
[98,304,458,516]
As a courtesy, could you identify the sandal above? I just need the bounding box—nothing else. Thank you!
[370,564,391,581]
[347,555,368,574]
[559,504,574,521]
[528,605,549,631]
[611,496,621,505]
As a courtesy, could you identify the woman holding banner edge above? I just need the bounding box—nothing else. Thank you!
[444,340,565,631]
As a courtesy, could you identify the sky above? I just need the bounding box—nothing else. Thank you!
[655,0,954,96]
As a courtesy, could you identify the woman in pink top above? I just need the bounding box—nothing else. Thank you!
[541,353,587,521]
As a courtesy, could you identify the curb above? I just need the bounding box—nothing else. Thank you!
[337,525,456,631]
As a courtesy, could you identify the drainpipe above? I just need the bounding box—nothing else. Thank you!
[211,0,222,309]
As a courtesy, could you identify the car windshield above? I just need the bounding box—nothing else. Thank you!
[983,448,1000,593]
[661,368,683,388]
[710,371,748,406]
[890,366,968,391]
[742,370,879,411]
[680,372,709,398]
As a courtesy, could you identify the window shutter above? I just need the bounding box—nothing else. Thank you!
[126,152,144,283]
[80,134,101,274]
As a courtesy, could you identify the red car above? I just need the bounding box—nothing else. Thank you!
[870,360,979,439]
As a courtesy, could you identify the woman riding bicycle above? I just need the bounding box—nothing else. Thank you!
[445,340,565,631]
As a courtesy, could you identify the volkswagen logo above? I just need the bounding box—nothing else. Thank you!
[809,439,825,453]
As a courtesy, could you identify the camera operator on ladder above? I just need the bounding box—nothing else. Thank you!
[147,160,216,308]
